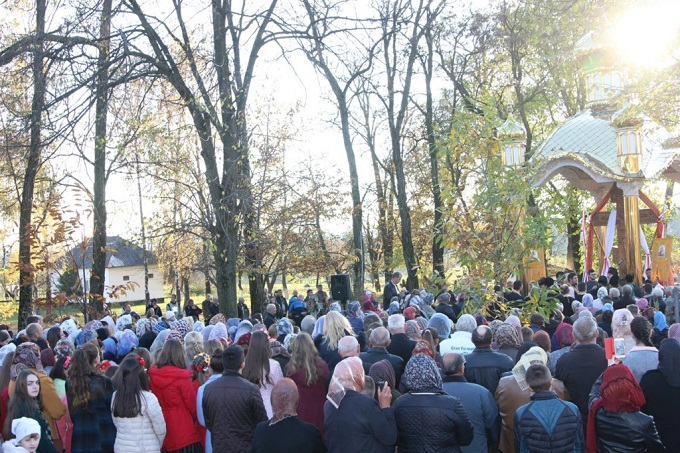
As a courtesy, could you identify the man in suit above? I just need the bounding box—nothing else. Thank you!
[386,314,416,364]
[360,327,405,387]
[383,271,401,310]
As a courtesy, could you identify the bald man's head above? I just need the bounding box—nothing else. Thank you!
[338,336,360,358]
[270,378,299,418]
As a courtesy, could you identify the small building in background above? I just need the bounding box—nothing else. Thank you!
[51,235,163,304]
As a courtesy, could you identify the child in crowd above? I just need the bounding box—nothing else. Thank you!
[2,417,41,453]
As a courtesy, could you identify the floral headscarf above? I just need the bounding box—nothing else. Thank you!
[669,323,680,342]
[10,343,42,381]
[234,321,253,343]
[85,320,103,332]
[54,338,74,360]
[150,329,171,357]
[388,301,400,315]
[347,301,362,319]
[582,294,594,308]
[327,357,364,409]
[503,315,523,340]
[118,330,139,357]
[329,302,342,313]
[403,354,442,391]
[153,320,169,333]
[412,340,434,358]
[136,318,157,337]
[270,340,290,359]
[193,321,205,333]
[74,329,97,347]
[283,333,297,352]
[164,329,183,344]
[405,320,421,340]
[174,318,190,338]
[597,286,608,300]
[496,323,521,349]
[209,313,227,326]
[277,318,293,337]
[60,319,79,337]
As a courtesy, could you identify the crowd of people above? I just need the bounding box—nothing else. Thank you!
[0,267,677,453]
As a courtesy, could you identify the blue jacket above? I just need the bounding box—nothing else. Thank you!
[442,376,498,453]
[514,391,584,453]
[288,296,306,312]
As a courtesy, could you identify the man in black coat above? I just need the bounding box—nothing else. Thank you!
[360,327,405,387]
[202,345,268,452]
[555,316,607,434]
[382,271,401,310]
[463,325,514,395]
[386,314,416,364]
[252,378,324,453]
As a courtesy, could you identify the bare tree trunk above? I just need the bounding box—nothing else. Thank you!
[422,17,445,278]
[18,0,47,329]
[301,0,364,299]
[134,149,150,305]
[91,0,113,318]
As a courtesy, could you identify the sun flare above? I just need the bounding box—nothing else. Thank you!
[609,2,680,67]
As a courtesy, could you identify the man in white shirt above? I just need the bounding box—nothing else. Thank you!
[440,314,477,356]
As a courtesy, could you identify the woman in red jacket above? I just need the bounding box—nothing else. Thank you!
[149,338,201,453]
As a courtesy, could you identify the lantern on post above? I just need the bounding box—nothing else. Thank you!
[612,104,644,173]
[499,116,526,167]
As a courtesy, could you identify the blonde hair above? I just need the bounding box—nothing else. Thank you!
[323,311,353,350]
[184,331,204,362]
[286,333,319,386]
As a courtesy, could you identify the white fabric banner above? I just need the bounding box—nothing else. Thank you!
[602,210,617,276]
[640,226,652,272]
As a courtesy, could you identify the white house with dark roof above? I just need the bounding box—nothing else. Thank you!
[52,236,164,303]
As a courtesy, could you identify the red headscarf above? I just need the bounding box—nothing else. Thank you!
[586,364,646,453]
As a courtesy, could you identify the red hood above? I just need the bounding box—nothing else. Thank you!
[149,365,191,386]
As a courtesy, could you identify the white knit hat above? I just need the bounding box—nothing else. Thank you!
[11,417,40,444]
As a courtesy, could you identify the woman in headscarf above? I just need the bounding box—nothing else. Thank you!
[345,301,364,335]
[582,293,596,315]
[284,333,328,436]
[392,355,473,452]
[208,323,230,349]
[612,309,636,354]
[652,311,669,348]
[588,364,664,453]
[669,323,680,342]
[495,323,522,362]
[233,320,252,344]
[116,330,139,362]
[323,357,396,453]
[150,330,171,361]
[503,315,523,342]
[387,301,400,315]
[8,343,65,450]
[208,313,226,326]
[404,320,421,341]
[495,346,568,453]
[275,318,293,344]
[548,323,574,375]
[641,339,680,452]
[368,359,401,405]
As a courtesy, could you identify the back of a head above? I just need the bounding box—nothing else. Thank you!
[455,314,477,334]
[621,285,633,297]
[609,287,620,299]
[370,327,390,348]
[573,317,598,343]
[627,305,639,316]
[387,314,405,333]
[525,363,552,393]
[530,313,544,327]
[25,323,41,339]
[222,345,245,372]
[625,274,634,283]
[363,314,381,333]
[598,275,608,285]
[337,335,359,358]
[513,280,523,291]
[521,327,534,343]
[471,326,492,348]
[577,282,586,292]
[441,352,465,376]
[270,378,299,417]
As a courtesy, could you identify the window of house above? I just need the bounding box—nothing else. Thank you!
[148,274,154,279]
[123,276,129,281]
